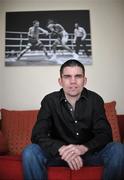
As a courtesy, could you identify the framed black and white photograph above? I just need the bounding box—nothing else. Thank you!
[5,10,92,66]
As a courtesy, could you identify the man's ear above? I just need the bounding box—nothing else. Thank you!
[58,78,62,86]
[84,77,87,86]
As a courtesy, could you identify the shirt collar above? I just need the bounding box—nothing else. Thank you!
[59,88,88,102]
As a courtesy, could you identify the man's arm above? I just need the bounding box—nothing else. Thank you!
[39,27,48,35]
[31,96,65,157]
[81,27,87,40]
[58,96,112,170]
[28,27,32,37]
[47,24,54,32]
[84,96,113,152]
[73,29,77,43]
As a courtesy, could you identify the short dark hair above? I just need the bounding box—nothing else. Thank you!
[47,19,54,25]
[60,59,85,77]
[33,20,39,25]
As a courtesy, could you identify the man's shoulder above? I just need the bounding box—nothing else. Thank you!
[41,90,62,107]
[43,90,61,100]
[47,24,54,28]
[29,26,33,30]
[85,88,104,101]
[79,27,85,32]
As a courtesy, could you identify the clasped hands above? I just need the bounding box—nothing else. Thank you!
[59,144,88,170]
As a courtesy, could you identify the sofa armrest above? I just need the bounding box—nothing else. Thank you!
[117,115,124,142]
[0,130,9,155]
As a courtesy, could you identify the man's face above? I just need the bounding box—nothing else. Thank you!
[34,22,39,27]
[75,23,78,28]
[59,66,87,98]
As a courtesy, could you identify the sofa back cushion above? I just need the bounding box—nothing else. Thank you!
[104,101,121,142]
[1,109,38,155]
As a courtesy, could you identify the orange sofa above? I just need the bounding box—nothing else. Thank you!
[0,101,124,180]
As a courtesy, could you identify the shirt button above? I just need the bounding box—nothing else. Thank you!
[76,132,79,136]
[75,121,77,123]
[70,108,73,111]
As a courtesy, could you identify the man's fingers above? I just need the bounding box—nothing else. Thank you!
[59,145,75,160]
[60,144,80,157]
[68,161,75,170]
[59,144,86,162]
[68,159,78,170]
[59,144,74,155]
[62,151,77,161]
[67,157,83,170]
[75,156,83,168]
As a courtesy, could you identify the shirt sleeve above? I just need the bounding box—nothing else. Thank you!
[84,95,113,152]
[31,96,65,157]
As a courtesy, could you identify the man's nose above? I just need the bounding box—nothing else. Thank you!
[70,77,76,83]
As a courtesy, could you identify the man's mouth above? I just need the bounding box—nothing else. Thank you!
[69,87,77,90]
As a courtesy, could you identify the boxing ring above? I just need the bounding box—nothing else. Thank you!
[5,31,92,66]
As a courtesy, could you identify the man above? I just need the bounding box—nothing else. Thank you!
[74,22,90,57]
[22,59,124,180]
[17,20,49,60]
[47,20,78,60]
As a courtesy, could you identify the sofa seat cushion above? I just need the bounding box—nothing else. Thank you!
[71,166,103,180]
[48,166,103,180]
[0,155,103,180]
[0,156,70,180]
[104,101,121,142]
[48,167,70,180]
[0,155,23,180]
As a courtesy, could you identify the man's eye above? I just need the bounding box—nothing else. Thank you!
[75,75,83,78]
[63,75,70,78]
[62,75,83,79]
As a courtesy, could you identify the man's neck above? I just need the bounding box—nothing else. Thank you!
[65,95,81,110]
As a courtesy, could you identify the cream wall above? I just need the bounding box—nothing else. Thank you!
[0,0,124,113]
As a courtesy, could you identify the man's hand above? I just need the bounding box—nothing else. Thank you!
[59,144,88,161]
[58,144,88,170]
[67,155,83,170]
[44,30,49,36]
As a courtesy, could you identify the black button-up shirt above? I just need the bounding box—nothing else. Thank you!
[31,88,112,157]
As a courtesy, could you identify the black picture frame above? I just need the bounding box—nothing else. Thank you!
[5,10,92,66]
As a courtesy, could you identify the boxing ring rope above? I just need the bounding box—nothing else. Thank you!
[5,31,91,58]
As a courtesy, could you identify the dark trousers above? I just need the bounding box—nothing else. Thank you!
[75,37,90,56]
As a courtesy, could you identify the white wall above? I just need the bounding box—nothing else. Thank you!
[0,0,124,113]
